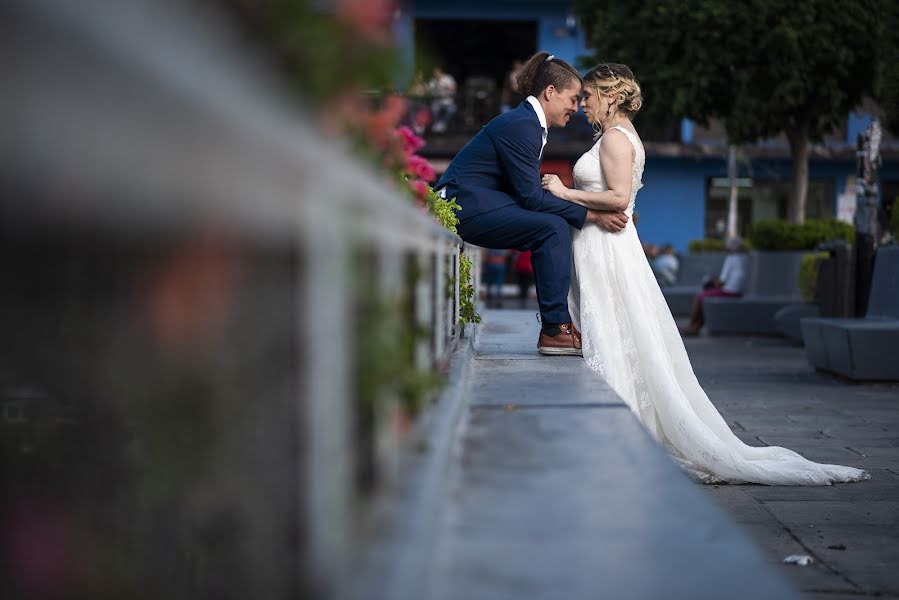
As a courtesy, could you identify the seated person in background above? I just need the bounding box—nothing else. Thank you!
[406,71,432,135]
[652,244,679,286]
[500,59,525,113]
[681,237,747,336]
[427,67,457,133]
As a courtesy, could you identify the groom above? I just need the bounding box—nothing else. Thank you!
[434,52,628,355]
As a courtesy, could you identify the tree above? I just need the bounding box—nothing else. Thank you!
[875,2,899,134]
[574,0,882,224]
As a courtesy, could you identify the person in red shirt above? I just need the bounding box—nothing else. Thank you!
[513,250,534,308]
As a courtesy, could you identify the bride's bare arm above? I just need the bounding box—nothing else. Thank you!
[541,129,634,211]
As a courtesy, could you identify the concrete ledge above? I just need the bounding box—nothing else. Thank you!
[423,310,802,600]
[346,323,479,600]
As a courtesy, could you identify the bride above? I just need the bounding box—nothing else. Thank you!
[540,63,869,486]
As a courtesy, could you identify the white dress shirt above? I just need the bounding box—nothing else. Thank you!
[525,95,548,159]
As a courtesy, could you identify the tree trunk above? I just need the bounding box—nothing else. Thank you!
[726,144,739,237]
[786,125,810,224]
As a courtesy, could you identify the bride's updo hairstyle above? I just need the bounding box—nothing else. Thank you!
[515,51,583,98]
[584,63,643,118]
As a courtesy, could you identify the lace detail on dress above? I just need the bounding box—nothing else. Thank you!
[571,126,644,215]
[566,125,869,486]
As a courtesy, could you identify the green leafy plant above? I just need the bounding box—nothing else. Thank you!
[352,251,443,424]
[798,252,828,304]
[458,250,480,327]
[688,238,727,252]
[425,187,461,234]
[219,0,400,107]
[426,187,482,329]
[688,238,753,252]
[801,219,855,247]
[574,0,882,223]
[746,219,854,250]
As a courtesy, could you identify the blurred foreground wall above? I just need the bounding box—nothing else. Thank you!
[0,1,470,598]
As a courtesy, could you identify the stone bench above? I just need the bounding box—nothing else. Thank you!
[773,302,820,343]
[661,252,727,315]
[704,251,805,335]
[801,245,899,381]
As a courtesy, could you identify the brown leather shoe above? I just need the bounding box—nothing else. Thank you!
[537,322,583,356]
[570,322,583,346]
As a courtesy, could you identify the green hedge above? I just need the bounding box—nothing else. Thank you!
[687,238,753,252]
[745,219,854,250]
[687,238,727,252]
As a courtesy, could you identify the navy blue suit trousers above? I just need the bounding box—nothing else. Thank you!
[435,101,588,324]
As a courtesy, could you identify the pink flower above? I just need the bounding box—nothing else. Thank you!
[366,95,408,150]
[409,179,429,203]
[406,154,436,182]
[396,125,425,154]
[335,0,396,43]
[411,107,432,132]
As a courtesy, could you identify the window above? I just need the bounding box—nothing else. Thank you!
[705,179,835,238]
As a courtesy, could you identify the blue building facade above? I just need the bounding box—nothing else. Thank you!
[395,0,590,88]
[400,1,899,251]
[637,156,899,252]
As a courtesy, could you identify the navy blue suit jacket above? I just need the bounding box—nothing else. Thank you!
[435,101,587,229]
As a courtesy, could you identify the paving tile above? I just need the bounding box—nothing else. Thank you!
[683,321,899,598]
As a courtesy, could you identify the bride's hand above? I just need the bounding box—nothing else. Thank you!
[541,174,568,198]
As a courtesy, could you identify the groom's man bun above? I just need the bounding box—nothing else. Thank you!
[515,51,583,98]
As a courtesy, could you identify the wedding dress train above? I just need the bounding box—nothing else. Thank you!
[568,126,868,485]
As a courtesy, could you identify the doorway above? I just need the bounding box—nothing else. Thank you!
[414,18,537,87]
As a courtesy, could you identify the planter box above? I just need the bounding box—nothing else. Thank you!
[801,245,899,380]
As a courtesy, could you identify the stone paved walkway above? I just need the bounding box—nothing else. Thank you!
[683,329,899,599]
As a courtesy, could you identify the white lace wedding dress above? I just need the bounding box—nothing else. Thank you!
[568,126,869,485]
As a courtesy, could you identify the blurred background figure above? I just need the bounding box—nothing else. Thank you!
[513,250,534,308]
[483,248,509,308]
[500,59,524,113]
[653,244,680,287]
[407,70,432,135]
[461,75,497,130]
[681,237,748,336]
[427,66,457,133]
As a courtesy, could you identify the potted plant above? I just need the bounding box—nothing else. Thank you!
[750,219,855,341]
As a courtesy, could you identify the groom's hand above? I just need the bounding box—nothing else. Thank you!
[587,209,629,232]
